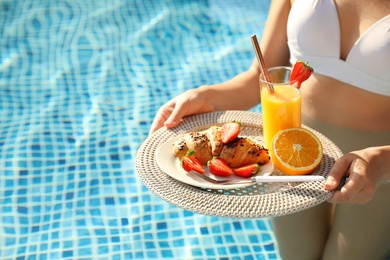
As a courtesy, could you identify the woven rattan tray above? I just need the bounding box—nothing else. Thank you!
[136,111,343,218]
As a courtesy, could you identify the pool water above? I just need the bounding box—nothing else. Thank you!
[0,0,280,259]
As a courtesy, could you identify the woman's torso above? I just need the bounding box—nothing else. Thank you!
[289,0,390,152]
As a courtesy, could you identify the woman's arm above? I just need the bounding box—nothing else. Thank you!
[149,0,292,134]
[203,0,293,111]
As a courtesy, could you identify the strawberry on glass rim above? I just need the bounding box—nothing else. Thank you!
[290,60,313,88]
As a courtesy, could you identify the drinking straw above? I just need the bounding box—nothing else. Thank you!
[250,34,274,93]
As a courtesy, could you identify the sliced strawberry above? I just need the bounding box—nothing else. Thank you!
[207,157,233,177]
[181,150,204,173]
[221,121,241,144]
[233,163,260,178]
[290,60,313,89]
[181,156,194,172]
[187,155,204,173]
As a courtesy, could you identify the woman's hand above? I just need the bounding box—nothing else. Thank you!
[325,146,390,204]
[149,87,214,135]
[148,65,263,135]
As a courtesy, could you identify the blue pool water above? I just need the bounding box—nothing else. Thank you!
[0,0,280,259]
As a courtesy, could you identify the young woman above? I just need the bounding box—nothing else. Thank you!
[149,0,390,259]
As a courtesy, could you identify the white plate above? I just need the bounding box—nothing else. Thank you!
[156,136,274,190]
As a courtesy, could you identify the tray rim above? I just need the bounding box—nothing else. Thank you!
[136,110,343,218]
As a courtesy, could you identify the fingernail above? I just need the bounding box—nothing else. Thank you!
[325,177,335,186]
[164,119,175,127]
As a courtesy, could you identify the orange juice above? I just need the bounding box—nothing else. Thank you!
[261,84,301,151]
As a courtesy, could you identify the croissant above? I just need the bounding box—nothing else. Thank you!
[219,137,270,167]
[172,126,223,164]
[172,126,270,167]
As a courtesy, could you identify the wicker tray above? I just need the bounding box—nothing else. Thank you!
[136,111,343,218]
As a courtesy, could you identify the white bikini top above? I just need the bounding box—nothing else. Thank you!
[287,0,390,96]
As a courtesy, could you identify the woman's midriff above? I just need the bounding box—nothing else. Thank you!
[300,74,390,132]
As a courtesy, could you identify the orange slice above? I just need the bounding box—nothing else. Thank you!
[270,127,323,175]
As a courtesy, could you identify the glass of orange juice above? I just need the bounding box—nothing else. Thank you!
[260,66,301,152]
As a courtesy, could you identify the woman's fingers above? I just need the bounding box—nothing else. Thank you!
[149,101,176,135]
[149,89,211,135]
[326,152,377,204]
[325,154,352,190]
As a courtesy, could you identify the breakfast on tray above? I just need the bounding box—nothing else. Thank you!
[170,60,323,179]
[172,122,270,177]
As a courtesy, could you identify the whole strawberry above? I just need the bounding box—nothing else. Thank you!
[207,157,233,177]
[290,60,313,88]
[221,121,241,144]
[233,163,260,178]
[181,150,204,174]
